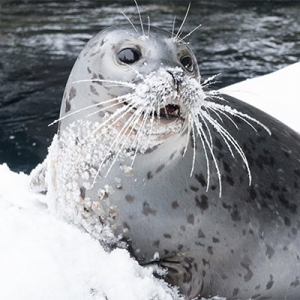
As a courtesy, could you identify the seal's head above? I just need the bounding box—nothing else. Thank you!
[59,25,202,140]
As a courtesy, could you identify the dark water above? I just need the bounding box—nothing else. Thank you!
[0,0,299,174]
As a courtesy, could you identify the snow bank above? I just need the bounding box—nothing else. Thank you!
[222,62,300,133]
[0,164,183,300]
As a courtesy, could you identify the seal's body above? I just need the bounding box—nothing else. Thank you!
[34,25,300,299]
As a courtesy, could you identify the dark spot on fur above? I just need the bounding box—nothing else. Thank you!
[195,194,208,211]
[241,259,253,282]
[190,185,199,192]
[156,164,165,174]
[195,173,207,187]
[145,145,158,154]
[266,275,274,290]
[187,214,194,225]
[90,50,100,57]
[80,187,86,199]
[202,259,209,266]
[226,175,234,185]
[207,246,213,255]
[142,201,156,216]
[172,201,179,209]
[123,222,130,230]
[255,151,275,170]
[231,204,241,222]
[223,161,232,173]
[69,87,76,101]
[212,237,220,243]
[87,67,92,74]
[153,240,160,248]
[279,194,297,214]
[232,288,239,297]
[198,229,205,238]
[147,171,153,180]
[163,233,171,239]
[65,100,71,113]
[169,151,176,160]
[291,277,300,287]
[90,85,99,96]
[222,202,231,210]
[178,244,183,250]
[125,195,134,203]
[265,244,275,259]
[255,284,261,290]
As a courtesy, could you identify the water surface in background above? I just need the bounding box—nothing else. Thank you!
[0,0,299,173]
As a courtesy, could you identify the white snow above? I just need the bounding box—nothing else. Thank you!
[0,62,299,300]
[222,62,300,133]
[0,163,183,300]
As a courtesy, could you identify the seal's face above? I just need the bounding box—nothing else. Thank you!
[59,25,202,145]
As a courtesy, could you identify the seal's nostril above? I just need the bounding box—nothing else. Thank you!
[167,70,176,86]
[167,69,183,92]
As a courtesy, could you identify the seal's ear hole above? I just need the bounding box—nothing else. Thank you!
[118,48,141,65]
[180,55,194,73]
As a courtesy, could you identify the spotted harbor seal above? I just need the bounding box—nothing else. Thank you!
[31,19,300,300]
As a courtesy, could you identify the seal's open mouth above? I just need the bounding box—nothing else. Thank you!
[155,104,181,119]
[124,102,182,120]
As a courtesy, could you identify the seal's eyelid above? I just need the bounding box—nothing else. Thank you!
[117,48,142,65]
[180,55,194,73]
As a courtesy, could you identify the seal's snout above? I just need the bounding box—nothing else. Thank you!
[167,69,184,93]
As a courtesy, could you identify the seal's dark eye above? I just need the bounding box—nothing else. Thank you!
[118,48,141,64]
[180,55,194,73]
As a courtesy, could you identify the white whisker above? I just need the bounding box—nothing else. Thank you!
[171,15,177,39]
[147,14,151,36]
[174,3,191,40]
[73,78,136,89]
[134,0,145,36]
[92,106,142,185]
[180,23,202,41]
[209,107,239,129]
[86,99,130,118]
[202,110,251,186]
[190,121,196,176]
[105,108,144,177]
[48,94,130,126]
[121,11,138,33]
[86,100,135,140]
[131,108,151,166]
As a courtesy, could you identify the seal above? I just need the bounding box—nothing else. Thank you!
[31,23,300,300]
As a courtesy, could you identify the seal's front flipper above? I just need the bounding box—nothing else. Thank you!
[30,158,48,194]
[159,252,204,299]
